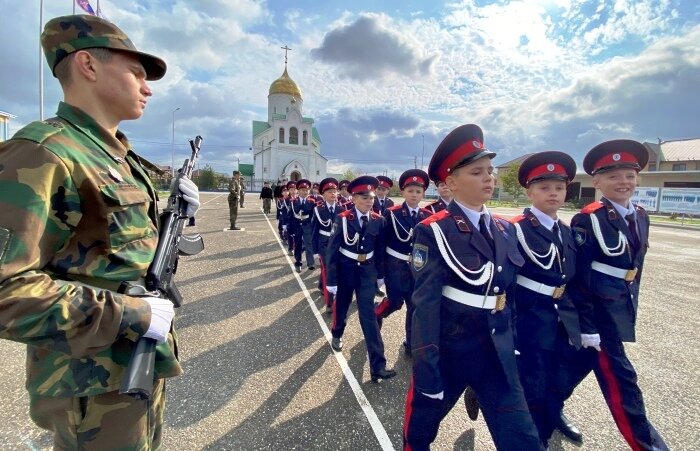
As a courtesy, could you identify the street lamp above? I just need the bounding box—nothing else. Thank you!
[171,107,180,177]
[421,133,425,169]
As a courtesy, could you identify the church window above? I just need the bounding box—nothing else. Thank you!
[289,127,299,145]
[303,130,308,145]
[279,128,285,143]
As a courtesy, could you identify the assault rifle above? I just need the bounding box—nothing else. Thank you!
[119,135,205,399]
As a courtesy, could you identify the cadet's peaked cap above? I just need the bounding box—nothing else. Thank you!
[518,151,577,187]
[348,176,379,195]
[399,169,429,190]
[286,181,297,189]
[319,177,339,193]
[312,182,320,189]
[376,175,394,189]
[583,139,648,175]
[339,179,350,189]
[296,179,311,189]
[41,14,167,81]
[428,124,494,182]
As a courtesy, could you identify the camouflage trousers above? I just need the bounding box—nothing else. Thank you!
[29,379,165,450]
[228,195,239,226]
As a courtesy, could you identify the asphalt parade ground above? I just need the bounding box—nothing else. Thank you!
[2,193,699,450]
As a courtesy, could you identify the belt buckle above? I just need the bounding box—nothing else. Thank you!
[625,268,638,282]
[552,285,566,299]
[357,254,367,262]
[495,294,506,311]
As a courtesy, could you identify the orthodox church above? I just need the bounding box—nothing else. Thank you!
[252,54,327,186]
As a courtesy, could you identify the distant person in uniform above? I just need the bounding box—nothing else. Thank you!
[374,169,432,356]
[427,180,453,214]
[228,170,242,230]
[288,179,316,272]
[312,178,345,312]
[0,14,201,449]
[325,176,396,383]
[373,175,395,214]
[562,140,669,451]
[239,177,246,208]
[260,181,273,215]
[338,179,352,208]
[403,124,541,450]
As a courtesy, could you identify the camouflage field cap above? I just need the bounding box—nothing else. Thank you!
[41,14,166,81]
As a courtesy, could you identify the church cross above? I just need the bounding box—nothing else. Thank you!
[281,45,292,66]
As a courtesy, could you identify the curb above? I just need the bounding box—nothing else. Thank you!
[649,221,700,231]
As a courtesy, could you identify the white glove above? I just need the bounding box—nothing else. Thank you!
[178,176,200,217]
[421,391,444,400]
[283,225,288,231]
[142,296,175,343]
[314,254,320,261]
[327,286,337,295]
[377,278,385,289]
[581,333,601,351]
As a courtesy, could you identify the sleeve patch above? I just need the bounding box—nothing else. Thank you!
[412,243,428,271]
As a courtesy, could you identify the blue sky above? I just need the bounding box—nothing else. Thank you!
[1,0,699,178]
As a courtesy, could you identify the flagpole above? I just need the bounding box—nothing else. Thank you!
[39,0,44,121]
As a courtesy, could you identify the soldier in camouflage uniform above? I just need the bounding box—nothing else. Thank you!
[229,170,243,230]
[0,15,200,450]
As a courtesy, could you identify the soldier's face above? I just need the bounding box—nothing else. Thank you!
[436,182,452,199]
[323,189,338,203]
[376,186,389,198]
[340,188,349,196]
[527,180,567,217]
[402,185,424,207]
[446,157,495,209]
[592,168,639,205]
[298,188,309,197]
[353,192,375,213]
[93,51,152,122]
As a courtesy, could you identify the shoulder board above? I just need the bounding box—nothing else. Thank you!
[12,119,64,144]
[388,205,402,212]
[634,204,647,216]
[420,208,433,215]
[370,211,381,219]
[315,200,324,207]
[509,214,526,224]
[306,196,316,202]
[420,209,450,226]
[339,210,353,218]
[581,201,604,214]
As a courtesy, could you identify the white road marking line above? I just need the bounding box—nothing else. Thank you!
[261,208,396,451]
[201,193,226,205]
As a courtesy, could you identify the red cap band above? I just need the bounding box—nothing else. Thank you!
[378,180,391,188]
[526,163,568,183]
[593,151,639,173]
[437,139,483,181]
[403,176,426,188]
[321,182,337,192]
[351,183,375,194]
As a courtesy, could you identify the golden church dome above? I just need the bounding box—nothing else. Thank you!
[268,67,303,99]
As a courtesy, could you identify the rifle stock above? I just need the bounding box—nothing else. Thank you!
[119,135,204,399]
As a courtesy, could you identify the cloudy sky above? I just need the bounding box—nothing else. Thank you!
[1,0,699,178]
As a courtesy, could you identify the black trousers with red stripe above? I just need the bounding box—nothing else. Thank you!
[375,256,415,345]
[403,331,542,450]
[558,340,668,451]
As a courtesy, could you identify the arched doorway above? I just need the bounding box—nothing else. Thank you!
[290,171,301,181]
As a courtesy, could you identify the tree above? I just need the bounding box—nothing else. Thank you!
[195,164,219,190]
[500,163,525,203]
[341,168,356,181]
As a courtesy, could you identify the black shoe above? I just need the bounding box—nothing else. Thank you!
[295,264,302,273]
[402,341,412,357]
[230,224,236,230]
[375,289,385,297]
[331,337,343,352]
[308,266,315,271]
[371,368,397,383]
[463,386,479,421]
[556,411,583,443]
[231,226,242,231]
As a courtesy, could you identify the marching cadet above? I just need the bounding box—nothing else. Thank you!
[403,124,541,450]
[426,180,454,214]
[312,178,346,312]
[374,169,432,356]
[288,179,316,272]
[284,181,298,255]
[0,14,200,449]
[563,140,668,451]
[373,175,395,214]
[311,182,323,201]
[228,170,243,230]
[277,186,290,243]
[325,176,396,383]
[509,152,582,448]
[338,179,352,207]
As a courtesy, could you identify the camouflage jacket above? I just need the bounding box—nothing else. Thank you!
[229,178,242,198]
[0,102,181,397]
